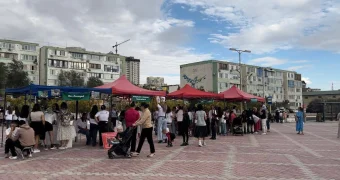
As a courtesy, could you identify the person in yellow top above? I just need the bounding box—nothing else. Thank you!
[132,102,155,157]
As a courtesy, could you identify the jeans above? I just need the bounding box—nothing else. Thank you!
[78,128,91,145]
[266,119,270,130]
[220,122,226,135]
[89,123,98,146]
[6,120,11,128]
[5,138,23,156]
[261,119,267,134]
[211,119,217,139]
[182,125,189,143]
[130,127,137,152]
[137,127,155,154]
[242,122,248,133]
[157,117,166,141]
[98,121,108,146]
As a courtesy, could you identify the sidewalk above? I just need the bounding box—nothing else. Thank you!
[1,122,340,180]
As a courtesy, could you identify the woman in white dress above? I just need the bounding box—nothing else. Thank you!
[57,102,76,149]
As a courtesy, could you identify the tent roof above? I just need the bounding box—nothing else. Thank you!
[167,84,221,99]
[5,84,110,95]
[219,85,265,102]
[96,75,166,96]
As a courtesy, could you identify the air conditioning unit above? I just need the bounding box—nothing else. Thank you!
[50,55,53,57]
[8,49,12,51]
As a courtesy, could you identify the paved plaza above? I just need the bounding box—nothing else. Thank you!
[0,122,340,180]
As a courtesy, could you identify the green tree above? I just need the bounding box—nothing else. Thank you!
[306,99,323,113]
[0,62,8,92]
[6,59,30,88]
[58,70,84,87]
[86,76,104,88]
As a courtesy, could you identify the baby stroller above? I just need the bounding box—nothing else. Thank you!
[107,127,135,159]
[232,117,243,136]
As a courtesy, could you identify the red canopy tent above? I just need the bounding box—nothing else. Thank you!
[219,85,265,102]
[167,84,221,99]
[95,75,166,96]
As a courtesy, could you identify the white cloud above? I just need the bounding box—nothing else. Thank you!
[0,0,211,85]
[174,0,340,54]
[247,57,308,68]
[302,77,312,85]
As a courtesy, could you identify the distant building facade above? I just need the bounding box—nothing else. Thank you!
[180,60,303,110]
[123,57,140,85]
[39,46,124,86]
[146,77,165,86]
[303,90,340,108]
[0,39,40,84]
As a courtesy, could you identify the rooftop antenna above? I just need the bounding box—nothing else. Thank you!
[112,39,130,54]
[332,82,334,91]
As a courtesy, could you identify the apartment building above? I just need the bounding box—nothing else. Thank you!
[123,57,140,85]
[180,60,303,110]
[0,39,40,84]
[39,46,125,86]
[146,77,165,86]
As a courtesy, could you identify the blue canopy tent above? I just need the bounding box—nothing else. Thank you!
[1,84,112,147]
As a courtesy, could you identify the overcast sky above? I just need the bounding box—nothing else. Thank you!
[1,0,340,90]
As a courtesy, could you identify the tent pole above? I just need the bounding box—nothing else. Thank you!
[74,100,79,142]
[108,95,113,131]
[1,92,6,147]
[24,94,27,105]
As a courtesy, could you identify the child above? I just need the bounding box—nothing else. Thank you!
[163,128,175,147]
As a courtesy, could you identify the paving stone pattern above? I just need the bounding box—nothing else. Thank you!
[1,122,340,180]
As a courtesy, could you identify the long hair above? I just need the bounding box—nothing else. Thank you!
[53,103,60,113]
[20,105,30,118]
[90,105,98,119]
[14,106,20,117]
[60,102,68,110]
[166,106,172,114]
[7,106,13,114]
[32,104,41,112]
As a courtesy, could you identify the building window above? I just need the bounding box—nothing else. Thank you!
[219,63,229,70]
[289,95,295,99]
[48,59,68,68]
[87,54,100,60]
[111,74,114,79]
[22,44,36,51]
[104,65,119,73]
[21,55,37,61]
[60,50,65,56]
[288,80,295,88]
[31,66,35,71]
[219,73,223,78]
[72,53,83,59]
[224,73,228,78]
[89,63,101,69]
[0,42,15,49]
[88,73,102,78]
[108,57,118,63]
[70,62,87,69]
[50,69,55,75]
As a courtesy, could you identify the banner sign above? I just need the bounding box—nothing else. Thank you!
[267,96,272,105]
[132,96,151,102]
[102,132,118,149]
[38,91,48,98]
[62,92,90,101]
[250,98,258,103]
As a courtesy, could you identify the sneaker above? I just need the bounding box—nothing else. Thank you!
[33,149,40,153]
[59,147,66,150]
[50,146,57,150]
[28,153,32,158]
[198,142,202,147]
[147,153,155,158]
[203,141,207,146]
[4,154,9,158]
[262,133,267,135]
[131,152,140,157]
[9,156,17,160]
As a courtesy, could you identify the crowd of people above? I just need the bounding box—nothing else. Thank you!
[1,101,309,160]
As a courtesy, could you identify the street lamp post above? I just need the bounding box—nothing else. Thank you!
[229,48,251,91]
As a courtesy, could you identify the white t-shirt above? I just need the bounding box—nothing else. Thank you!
[77,119,88,129]
[176,110,184,122]
[44,113,56,124]
[157,104,165,117]
[6,127,19,139]
[196,111,207,126]
[5,110,13,120]
[165,112,172,123]
[95,110,109,122]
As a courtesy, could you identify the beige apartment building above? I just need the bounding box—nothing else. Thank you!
[180,60,303,110]
[0,39,40,84]
[39,46,126,86]
[124,57,140,85]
